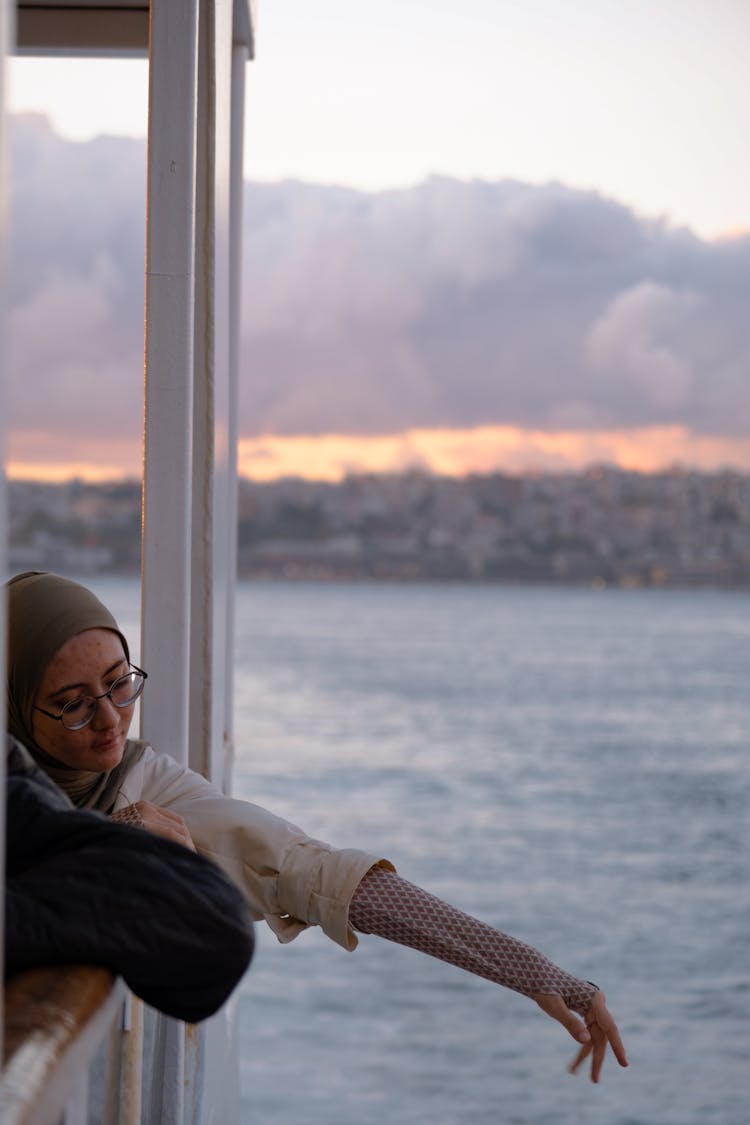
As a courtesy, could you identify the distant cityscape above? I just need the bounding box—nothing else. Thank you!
[6,466,750,588]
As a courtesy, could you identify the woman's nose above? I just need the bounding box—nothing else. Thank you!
[92,695,120,728]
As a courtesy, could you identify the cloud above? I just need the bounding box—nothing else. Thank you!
[7,115,146,445]
[585,282,697,412]
[241,176,750,439]
[6,114,750,478]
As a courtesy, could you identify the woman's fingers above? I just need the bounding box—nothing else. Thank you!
[596,1007,628,1068]
[534,990,628,1083]
[532,992,591,1045]
[586,993,629,1069]
[568,1039,593,1074]
[133,800,196,850]
[589,1023,608,1083]
[568,993,628,1082]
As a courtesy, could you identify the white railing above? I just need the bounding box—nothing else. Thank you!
[1,967,124,1125]
[1,0,10,1087]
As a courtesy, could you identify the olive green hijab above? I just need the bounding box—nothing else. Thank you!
[5,571,143,810]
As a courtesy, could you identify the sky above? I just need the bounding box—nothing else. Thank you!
[5,0,750,481]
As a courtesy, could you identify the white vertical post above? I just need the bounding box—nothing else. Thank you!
[142,0,199,768]
[103,993,144,1125]
[141,2,199,1123]
[225,40,248,790]
[189,0,234,787]
[186,5,244,1118]
[0,0,11,1068]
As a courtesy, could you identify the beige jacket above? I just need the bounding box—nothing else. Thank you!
[113,743,393,951]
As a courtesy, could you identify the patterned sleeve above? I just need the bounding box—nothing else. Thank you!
[349,864,597,1016]
[110,803,146,830]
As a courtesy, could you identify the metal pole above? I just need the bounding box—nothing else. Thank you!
[0,0,11,1072]
[142,0,199,768]
[189,0,234,788]
[225,38,248,792]
[187,3,243,1118]
[142,1,200,1121]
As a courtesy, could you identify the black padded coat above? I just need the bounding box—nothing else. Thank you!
[4,735,254,1022]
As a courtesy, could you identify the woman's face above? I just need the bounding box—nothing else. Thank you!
[32,628,135,771]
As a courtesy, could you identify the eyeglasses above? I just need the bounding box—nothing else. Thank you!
[34,665,148,731]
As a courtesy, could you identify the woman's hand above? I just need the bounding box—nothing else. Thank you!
[532,990,628,1083]
[112,800,196,851]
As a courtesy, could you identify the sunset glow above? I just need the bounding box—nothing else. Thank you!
[4,460,138,483]
[6,425,749,485]
[237,425,750,481]
[5,432,143,482]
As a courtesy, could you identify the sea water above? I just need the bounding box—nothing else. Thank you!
[96,578,750,1124]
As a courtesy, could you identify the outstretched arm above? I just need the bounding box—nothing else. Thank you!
[349,864,627,1081]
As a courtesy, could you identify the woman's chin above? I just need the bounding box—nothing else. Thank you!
[84,739,125,772]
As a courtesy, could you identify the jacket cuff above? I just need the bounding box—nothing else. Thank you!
[277,846,395,950]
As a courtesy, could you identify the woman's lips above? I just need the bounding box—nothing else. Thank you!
[93,735,120,753]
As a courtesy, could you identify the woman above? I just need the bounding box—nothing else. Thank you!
[6,570,627,1083]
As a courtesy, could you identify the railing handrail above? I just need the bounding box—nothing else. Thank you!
[1,965,123,1125]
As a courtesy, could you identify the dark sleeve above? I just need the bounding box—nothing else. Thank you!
[4,741,254,1023]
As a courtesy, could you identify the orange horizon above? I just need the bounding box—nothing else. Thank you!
[6,423,750,483]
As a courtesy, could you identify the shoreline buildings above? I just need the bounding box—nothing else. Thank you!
[8,465,750,588]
